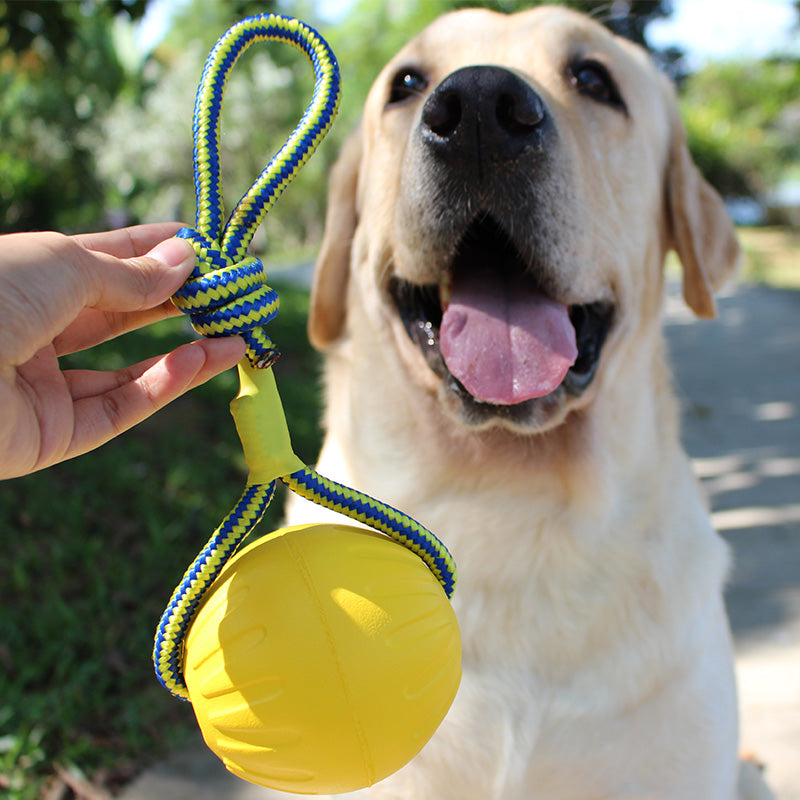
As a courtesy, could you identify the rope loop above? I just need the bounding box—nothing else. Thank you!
[171,13,341,368]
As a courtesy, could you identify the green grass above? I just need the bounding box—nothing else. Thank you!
[664,225,799,289]
[0,279,322,798]
[738,226,800,289]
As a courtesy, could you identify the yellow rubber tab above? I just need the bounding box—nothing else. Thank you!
[230,360,305,484]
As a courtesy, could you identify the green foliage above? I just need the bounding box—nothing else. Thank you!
[739,227,800,288]
[681,57,800,196]
[0,0,677,244]
[0,714,46,800]
[0,0,148,233]
[0,0,147,59]
[91,0,340,258]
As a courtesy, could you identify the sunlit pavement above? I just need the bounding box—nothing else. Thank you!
[666,279,800,799]
[121,278,800,799]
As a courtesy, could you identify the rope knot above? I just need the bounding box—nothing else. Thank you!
[172,227,280,368]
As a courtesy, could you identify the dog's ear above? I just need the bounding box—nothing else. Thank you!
[308,124,363,349]
[666,121,741,318]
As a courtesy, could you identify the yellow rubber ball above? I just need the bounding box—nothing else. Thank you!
[184,523,461,795]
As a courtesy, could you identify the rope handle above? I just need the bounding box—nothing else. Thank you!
[170,14,340,368]
[153,14,457,701]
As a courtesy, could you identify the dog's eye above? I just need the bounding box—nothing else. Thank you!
[387,67,429,106]
[570,60,626,111]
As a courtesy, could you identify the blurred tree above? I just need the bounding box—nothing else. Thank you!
[0,0,147,58]
[90,0,337,257]
[3,0,678,248]
[680,57,800,197]
[0,0,150,233]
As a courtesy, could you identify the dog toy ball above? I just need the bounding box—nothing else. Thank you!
[185,523,461,793]
[151,15,460,795]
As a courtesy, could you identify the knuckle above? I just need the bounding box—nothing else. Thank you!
[100,391,126,436]
[125,256,161,305]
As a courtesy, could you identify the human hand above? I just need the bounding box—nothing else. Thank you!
[0,223,246,479]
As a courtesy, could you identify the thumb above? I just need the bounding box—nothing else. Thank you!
[86,236,197,312]
[0,233,197,368]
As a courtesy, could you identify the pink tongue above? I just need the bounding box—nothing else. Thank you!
[440,273,577,405]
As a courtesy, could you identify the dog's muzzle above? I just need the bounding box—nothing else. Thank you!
[391,67,614,428]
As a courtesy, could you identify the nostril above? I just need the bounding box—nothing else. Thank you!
[496,91,545,135]
[423,90,462,138]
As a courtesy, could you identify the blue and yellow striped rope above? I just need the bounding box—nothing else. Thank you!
[153,14,457,701]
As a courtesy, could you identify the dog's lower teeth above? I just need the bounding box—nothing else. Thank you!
[416,320,437,348]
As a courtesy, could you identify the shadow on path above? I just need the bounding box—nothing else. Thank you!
[665,281,800,650]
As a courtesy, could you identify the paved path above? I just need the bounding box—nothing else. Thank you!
[666,282,800,799]
[122,280,800,799]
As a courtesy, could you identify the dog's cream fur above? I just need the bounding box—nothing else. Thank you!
[281,7,775,799]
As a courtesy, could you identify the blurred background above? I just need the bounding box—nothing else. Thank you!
[2,0,799,243]
[0,1,798,798]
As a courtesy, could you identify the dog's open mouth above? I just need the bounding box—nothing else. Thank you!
[390,216,613,414]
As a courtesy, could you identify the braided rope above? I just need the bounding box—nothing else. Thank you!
[284,469,457,599]
[171,14,340,368]
[153,14,456,701]
[154,482,276,696]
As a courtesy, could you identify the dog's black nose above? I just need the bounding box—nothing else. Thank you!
[421,66,548,163]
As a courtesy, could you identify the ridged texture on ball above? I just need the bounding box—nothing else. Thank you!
[184,523,462,794]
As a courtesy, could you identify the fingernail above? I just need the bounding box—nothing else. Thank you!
[146,238,196,270]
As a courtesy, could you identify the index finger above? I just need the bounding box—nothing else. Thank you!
[72,223,187,259]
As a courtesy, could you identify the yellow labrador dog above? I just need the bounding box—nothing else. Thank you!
[285,6,775,799]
